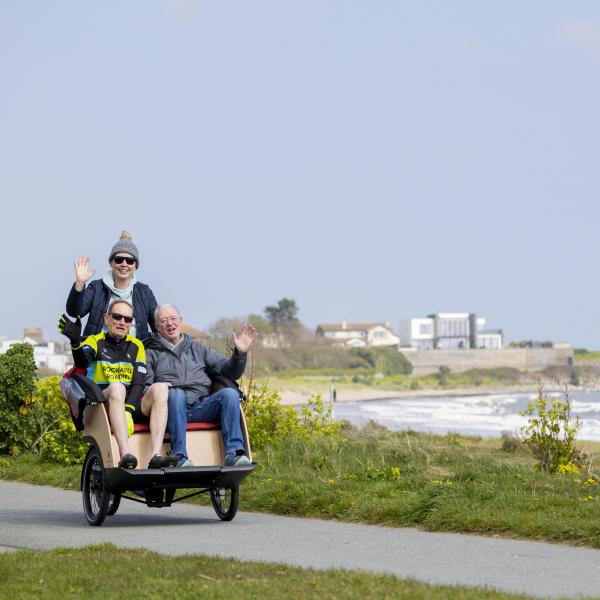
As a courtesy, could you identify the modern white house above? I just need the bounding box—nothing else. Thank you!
[0,330,72,373]
[398,313,503,350]
[316,322,400,348]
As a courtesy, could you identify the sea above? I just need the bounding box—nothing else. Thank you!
[332,390,600,441]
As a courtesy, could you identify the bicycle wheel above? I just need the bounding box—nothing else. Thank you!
[210,486,239,521]
[82,446,110,526]
[106,493,122,516]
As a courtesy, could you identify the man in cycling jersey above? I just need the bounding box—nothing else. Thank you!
[59,299,174,470]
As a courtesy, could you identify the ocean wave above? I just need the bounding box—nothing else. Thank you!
[334,391,600,441]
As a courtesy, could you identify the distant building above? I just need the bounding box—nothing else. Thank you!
[0,329,72,373]
[316,321,400,348]
[23,327,44,345]
[398,313,503,350]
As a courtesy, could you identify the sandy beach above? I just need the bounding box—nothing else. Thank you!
[275,383,573,406]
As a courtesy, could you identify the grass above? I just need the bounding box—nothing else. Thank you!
[574,349,600,361]
[258,366,527,395]
[0,544,536,599]
[4,428,600,548]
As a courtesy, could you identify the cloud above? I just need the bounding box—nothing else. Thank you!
[558,17,600,55]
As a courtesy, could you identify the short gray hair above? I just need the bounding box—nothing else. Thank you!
[107,298,134,315]
[154,303,181,323]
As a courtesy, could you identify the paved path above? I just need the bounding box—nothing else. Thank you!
[1,480,600,599]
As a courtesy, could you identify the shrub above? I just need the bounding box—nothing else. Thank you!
[350,347,413,376]
[0,343,86,464]
[520,383,587,473]
[0,343,38,455]
[500,430,525,453]
[437,366,450,386]
[242,381,341,451]
[35,377,87,465]
[299,394,342,442]
[570,369,580,386]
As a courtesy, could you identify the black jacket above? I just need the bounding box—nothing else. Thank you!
[66,279,158,340]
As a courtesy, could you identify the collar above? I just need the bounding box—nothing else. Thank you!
[105,332,127,345]
[158,333,184,351]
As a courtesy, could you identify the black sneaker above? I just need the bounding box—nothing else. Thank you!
[118,453,138,470]
[148,454,179,469]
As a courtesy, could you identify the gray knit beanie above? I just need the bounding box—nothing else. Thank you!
[109,231,140,265]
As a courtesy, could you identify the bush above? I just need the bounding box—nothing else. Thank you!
[500,430,525,453]
[520,383,587,473]
[349,347,412,376]
[437,365,450,386]
[0,343,38,455]
[242,381,341,451]
[35,377,87,465]
[570,369,581,386]
[0,343,86,464]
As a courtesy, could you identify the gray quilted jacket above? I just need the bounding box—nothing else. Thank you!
[144,334,247,405]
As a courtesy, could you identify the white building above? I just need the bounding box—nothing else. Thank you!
[0,333,72,373]
[398,313,503,350]
[316,322,400,348]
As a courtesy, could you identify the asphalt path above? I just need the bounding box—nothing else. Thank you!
[1,480,600,599]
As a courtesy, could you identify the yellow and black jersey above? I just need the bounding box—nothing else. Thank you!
[72,332,146,414]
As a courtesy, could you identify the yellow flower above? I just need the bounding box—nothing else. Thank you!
[327,479,336,485]
[556,462,580,475]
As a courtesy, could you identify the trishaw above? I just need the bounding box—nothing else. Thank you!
[61,367,255,526]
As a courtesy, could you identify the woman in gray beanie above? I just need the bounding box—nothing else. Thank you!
[66,231,158,340]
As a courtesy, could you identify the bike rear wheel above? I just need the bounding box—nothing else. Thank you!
[210,486,239,521]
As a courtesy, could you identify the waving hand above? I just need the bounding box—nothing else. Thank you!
[232,324,257,354]
[74,256,96,291]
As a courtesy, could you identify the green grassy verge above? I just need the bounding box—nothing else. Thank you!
[0,544,534,599]
[4,429,600,548]
[258,366,526,393]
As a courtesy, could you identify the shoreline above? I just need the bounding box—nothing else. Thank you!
[275,383,599,406]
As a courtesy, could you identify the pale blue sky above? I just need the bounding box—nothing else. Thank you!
[1,1,599,347]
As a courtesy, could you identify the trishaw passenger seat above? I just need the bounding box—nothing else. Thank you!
[132,421,220,434]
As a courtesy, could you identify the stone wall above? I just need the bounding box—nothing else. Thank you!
[404,347,574,376]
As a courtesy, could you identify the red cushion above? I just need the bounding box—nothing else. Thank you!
[133,421,220,433]
[63,366,87,379]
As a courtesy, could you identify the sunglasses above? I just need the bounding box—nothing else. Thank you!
[110,312,134,324]
[113,256,136,265]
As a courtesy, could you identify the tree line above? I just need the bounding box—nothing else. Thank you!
[207,298,412,376]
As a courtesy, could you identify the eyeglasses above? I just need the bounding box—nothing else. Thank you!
[113,256,136,265]
[158,316,180,325]
[110,312,134,324]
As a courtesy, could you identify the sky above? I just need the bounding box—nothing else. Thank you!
[1,1,599,347]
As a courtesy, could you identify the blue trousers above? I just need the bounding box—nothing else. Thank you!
[167,387,245,459]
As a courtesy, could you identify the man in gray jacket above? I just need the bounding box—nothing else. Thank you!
[144,304,257,467]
